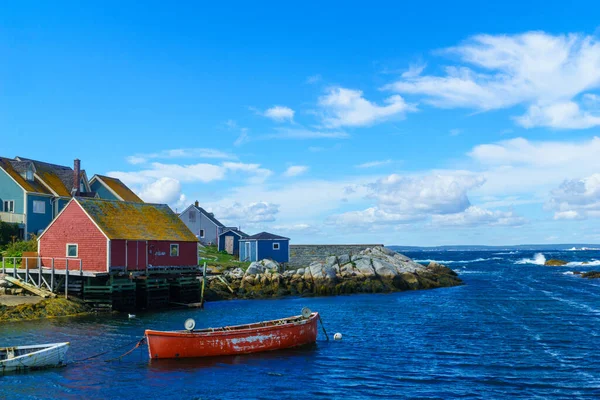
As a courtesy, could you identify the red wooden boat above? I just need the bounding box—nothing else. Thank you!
[145,309,319,359]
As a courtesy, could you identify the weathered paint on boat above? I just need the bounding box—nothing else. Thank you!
[145,312,319,359]
[0,342,69,373]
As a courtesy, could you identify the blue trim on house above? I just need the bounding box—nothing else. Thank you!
[0,168,25,214]
[91,179,118,201]
[26,193,53,237]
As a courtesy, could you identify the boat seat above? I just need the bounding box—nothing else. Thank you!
[6,349,15,359]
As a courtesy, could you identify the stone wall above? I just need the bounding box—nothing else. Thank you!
[288,244,384,267]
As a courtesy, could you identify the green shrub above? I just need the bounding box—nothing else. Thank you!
[3,235,38,258]
[0,221,20,248]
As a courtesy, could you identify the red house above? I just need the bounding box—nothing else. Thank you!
[38,198,199,273]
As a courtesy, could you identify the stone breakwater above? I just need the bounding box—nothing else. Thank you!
[205,247,462,300]
[289,244,384,267]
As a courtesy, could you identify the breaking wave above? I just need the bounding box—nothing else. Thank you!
[515,253,547,265]
[568,247,600,251]
[494,251,520,255]
[415,257,502,264]
[566,260,600,267]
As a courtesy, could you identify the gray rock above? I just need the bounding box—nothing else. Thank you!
[372,259,398,278]
[337,254,351,265]
[354,258,375,276]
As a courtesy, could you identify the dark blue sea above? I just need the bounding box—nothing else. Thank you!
[2,250,600,399]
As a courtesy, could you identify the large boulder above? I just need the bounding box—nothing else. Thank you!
[545,259,568,266]
[245,259,280,276]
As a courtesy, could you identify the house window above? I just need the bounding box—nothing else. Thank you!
[26,168,34,181]
[200,229,205,238]
[273,243,280,250]
[170,244,179,257]
[189,211,196,223]
[33,200,46,214]
[66,244,78,258]
[2,200,14,213]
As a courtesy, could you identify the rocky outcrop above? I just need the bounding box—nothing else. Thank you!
[204,247,462,301]
[573,271,600,279]
[545,259,568,266]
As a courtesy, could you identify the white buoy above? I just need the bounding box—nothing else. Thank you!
[128,314,136,319]
[333,333,342,341]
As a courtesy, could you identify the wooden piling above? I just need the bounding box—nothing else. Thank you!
[200,262,207,309]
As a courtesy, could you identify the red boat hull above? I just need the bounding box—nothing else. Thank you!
[145,312,319,359]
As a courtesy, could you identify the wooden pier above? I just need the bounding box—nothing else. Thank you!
[1,257,204,311]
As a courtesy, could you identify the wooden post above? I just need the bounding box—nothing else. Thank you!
[79,259,83,276]
[13,257,16,277]
[65,259,69,299]
[38,257,42,288]
[25,257,29,285]
[200,262,207,309]
[2,258,5,274]
[51,259,55,293]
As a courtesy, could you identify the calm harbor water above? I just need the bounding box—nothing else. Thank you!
[1,250,600,399]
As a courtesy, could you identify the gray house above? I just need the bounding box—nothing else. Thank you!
[179,201,225,245]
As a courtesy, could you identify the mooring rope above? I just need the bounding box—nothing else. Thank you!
[71,337,146,364]
[318,314,330,341]
[104,337,147,362]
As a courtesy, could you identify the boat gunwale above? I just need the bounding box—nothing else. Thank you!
[0,342,69,363]
[145,312,319,338]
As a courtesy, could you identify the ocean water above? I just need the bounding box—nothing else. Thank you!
[1,250,600,399]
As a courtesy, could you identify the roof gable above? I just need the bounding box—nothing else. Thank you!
[243,232,290,241]
[219,229,249,238]
[0,157,53,194]
[187,205,225,228]
[91,175,144,203]
[76,198,198,242]
[16,157,83,197]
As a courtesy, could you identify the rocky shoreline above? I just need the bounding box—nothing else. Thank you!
[205,246,462,301]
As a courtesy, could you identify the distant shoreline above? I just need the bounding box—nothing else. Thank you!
[389,244,600,252]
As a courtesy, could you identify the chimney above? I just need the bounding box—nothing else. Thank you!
[74,159,81,196]
[195,200,199,207]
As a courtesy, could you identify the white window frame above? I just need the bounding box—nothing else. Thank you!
[66,243,78,258]
[170,244,179,257]
[273,242,280,250]
[3,200,15,213]
[33,200,46,214]
[199,229,205,238]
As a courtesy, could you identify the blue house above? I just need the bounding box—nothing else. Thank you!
[0,156,141,239]
[239,232,290,263]
[218,228,249,256]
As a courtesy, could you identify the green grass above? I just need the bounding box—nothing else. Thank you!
[198,245,251,271]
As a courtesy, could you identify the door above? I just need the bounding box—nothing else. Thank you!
[244,242,251,261]
[225,236,234,254]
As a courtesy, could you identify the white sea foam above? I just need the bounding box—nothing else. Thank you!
[566,260,600,266]
[494,251,520,255]
[515,253,547,265]
[414,257,502,264]
[568,247,600,251]
[563,271,575,275]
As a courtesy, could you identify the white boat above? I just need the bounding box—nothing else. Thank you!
[0,342,69,372]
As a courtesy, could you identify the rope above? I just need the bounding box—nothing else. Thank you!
[71,337,146,364]
[318,314,330,341]
[104,337,147,362]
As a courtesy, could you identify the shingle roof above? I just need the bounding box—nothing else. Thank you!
[16,157,78,197]
[92,175,143,203]
[219,228,249,238]
[243,232,290,241]
[77,198,198,241]
[0,157,53,194]
[193,206,225,228]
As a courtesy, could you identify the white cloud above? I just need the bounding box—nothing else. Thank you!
[430,206,526,227]
[234,128,250,147]
[216,202,280,226]
[137,177,187,209]
[272,223,321,235]
[367,173,485,215]
[264,106,295,122]
[386,31,600,129]
[126,148,236,164]
[327,207,423,229]
[283,165,308,177]
[266,128,349,140]
[318,87,417,128]
[547,174,600,220]
[401,63,426,78]
[108,161,273,187]
[355,160,393,169]
[306,74,322,84]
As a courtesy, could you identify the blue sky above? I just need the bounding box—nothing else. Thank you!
[3,1,600,245]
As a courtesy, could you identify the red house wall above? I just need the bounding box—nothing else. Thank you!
[147,241,197,267]
[110,240,197,270]
[110,240,147,271]
[39,202,108,272]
